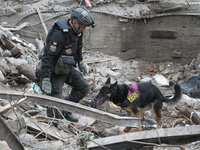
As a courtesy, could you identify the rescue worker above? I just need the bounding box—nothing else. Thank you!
[39,6,95,122]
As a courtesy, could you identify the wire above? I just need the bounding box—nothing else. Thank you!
[15,8,200,27]
[15,10,70,26]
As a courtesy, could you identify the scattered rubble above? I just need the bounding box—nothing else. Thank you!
[1,0,200,150]
[1,22,200,149]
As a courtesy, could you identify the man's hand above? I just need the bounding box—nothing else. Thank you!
[78,61,87,75]
[42,78,52,94]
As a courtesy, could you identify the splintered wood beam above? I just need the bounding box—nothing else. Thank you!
[181,107,200,125]
[87,125,200,150]
[36,7,48,36]
[3,22,29,31]
[0,90,140,127]
[0,96,27,114]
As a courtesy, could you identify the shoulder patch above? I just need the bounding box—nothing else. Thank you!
[65,47,73,55]
[49,41,57,52]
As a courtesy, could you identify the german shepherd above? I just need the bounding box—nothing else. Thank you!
[94,78,182,132]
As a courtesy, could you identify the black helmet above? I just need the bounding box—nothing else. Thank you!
[70,6,95,28]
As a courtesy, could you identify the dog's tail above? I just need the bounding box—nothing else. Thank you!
[163,84,182,105]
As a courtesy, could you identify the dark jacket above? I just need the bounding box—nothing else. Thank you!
[41,19,83,78]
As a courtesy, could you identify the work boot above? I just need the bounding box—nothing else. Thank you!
[62,110,79,123]
[46,107,63,119]
[65,95,74,102]
[47,108,79,122]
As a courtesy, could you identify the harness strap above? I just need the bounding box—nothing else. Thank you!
[127,83,141,107]
[127,83,139,96]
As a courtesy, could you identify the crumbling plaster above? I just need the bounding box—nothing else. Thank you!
[88,13,200,65]
[1,0,200,65]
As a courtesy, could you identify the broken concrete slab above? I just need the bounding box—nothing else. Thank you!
[5,117,26,133]
[0,90,140,127]
[0,116,24,150]
[18,133,38,145]
[152,74,169,86]
[87,125,200,149]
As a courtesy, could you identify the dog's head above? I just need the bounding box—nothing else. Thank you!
[94,78,117,107]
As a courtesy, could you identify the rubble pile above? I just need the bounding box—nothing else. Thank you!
[1,7,200,150]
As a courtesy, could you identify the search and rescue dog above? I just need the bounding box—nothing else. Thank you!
[94,78,182,132]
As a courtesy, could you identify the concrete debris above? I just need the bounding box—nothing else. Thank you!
[0,23,200,149]
[0,141,11,150]
[1,0,200,149]
[152,74,169,86]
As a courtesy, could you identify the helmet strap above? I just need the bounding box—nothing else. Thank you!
[72,24,81,34]
[71,18,82,34]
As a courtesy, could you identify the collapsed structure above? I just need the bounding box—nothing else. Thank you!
[0,0,200,149]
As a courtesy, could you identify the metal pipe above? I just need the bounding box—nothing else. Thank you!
[0,90,140,127]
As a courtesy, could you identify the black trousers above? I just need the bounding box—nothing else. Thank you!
[49,66,90,102]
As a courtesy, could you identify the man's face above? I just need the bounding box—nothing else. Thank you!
[72,19,87,34]
[78,25,86,33]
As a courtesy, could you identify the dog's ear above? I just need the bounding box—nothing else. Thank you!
[105,77,111,84]
[111,81,118,90]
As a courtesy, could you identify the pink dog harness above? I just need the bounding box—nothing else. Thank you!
[128,83,139,96]
[127,83,140,103]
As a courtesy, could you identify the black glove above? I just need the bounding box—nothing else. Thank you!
[78,61,87,75]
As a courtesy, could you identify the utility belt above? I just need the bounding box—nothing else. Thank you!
[35,55,75,83]
[55,55,75,75]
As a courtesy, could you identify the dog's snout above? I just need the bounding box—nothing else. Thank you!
[90,99,96,108]
[94,93,100,101]
[93,96,97,101]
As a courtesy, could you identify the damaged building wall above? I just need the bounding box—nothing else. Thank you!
[88,14,200,65]
[1,0,200,65]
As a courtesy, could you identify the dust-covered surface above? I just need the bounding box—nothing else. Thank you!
[1,0,200,150]
[1,0,200,65]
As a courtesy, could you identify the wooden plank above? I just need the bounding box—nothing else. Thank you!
[36,7,48,36]
[3,22,29,31]
[0,90,140,127]
[87,125,200,149]
[0,97,27,114]
[83,56,119,64]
